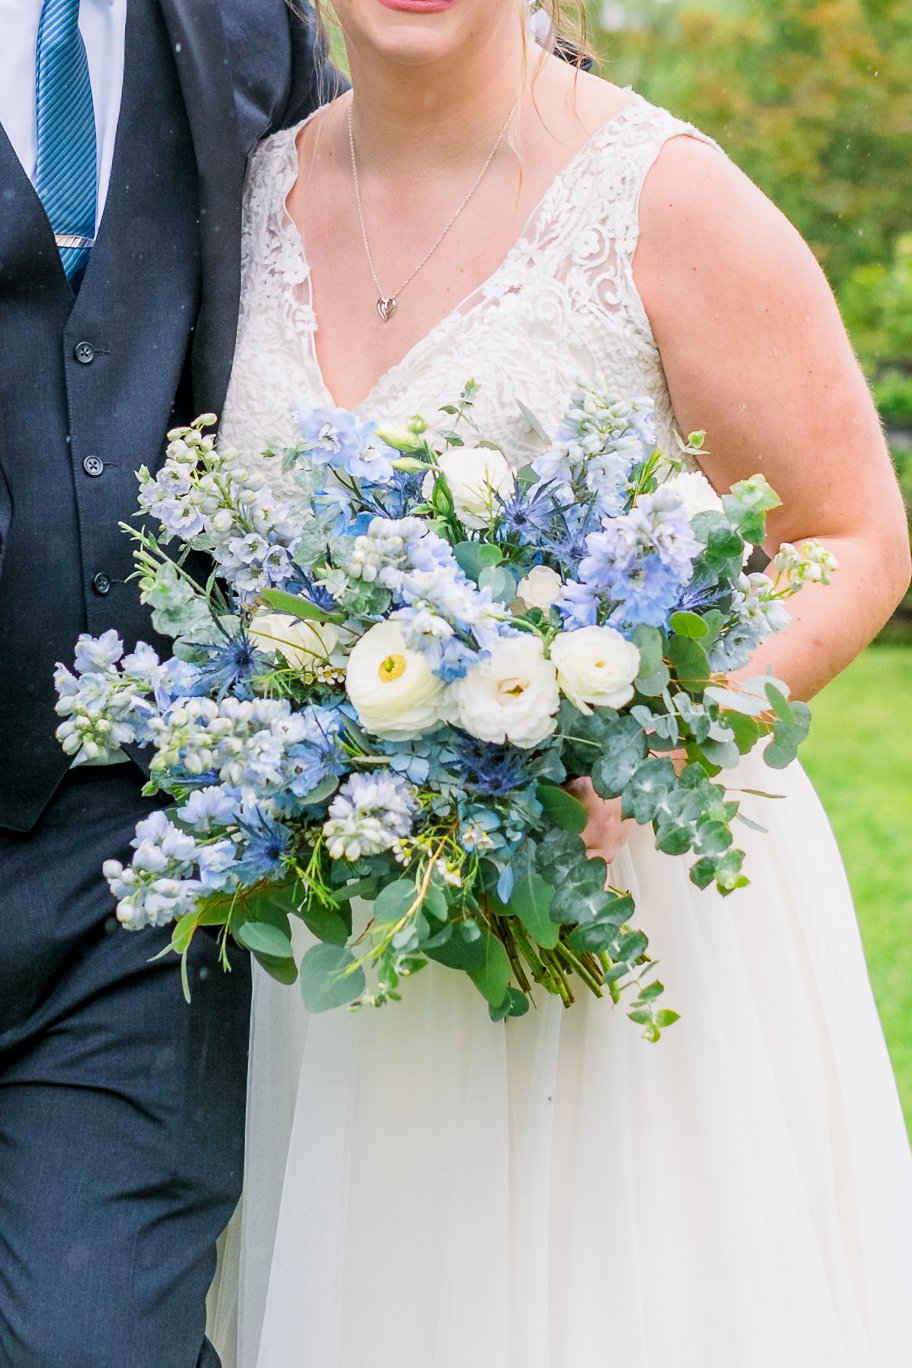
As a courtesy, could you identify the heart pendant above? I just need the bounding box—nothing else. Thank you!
[377,296,398,323]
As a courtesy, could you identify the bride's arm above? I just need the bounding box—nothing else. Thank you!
[634,135,910,702]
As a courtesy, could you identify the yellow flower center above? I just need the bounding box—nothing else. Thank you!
[498,675,529,698]
[378,653,407,683]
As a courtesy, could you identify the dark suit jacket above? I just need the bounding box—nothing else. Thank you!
[0,0,336,830]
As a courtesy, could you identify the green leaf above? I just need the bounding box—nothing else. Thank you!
[372,879,416,923]
[535,781,588,835]
[636,663,671,697]
[698,738,740,770]
[669,611,710,639]
[631,624,664,676]
[694,819,733,856]
[423,881,450,922]
[333,876,382,905]
[478,565,517,603]
[504,869,559,948]
[655,824,693,855]
[590,719,649,798]
[467,933,513,1007]
[517,400,552,446]
[426,919,487,970]
[299,944,365,1012]
[242,886,293,934]
[453,541,502,581]
[550,881,615,925]
[171,911,199,956]
[254,953,299,986]
[260,586,344,623]
[764,681,796,722]
[235,921,294,960]
[489,987,531,1022]
[667,637,710,691]
[296,898,352,948]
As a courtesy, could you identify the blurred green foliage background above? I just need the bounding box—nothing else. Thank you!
[585,0,911,1125]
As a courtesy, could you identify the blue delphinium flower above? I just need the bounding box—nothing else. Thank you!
[576,487,701,630]
[178,785,242,834]
[296,407,395,483]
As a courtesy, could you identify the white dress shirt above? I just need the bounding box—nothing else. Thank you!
[0,0,127,225]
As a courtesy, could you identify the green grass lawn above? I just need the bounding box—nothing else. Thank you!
[802,643,912,1131]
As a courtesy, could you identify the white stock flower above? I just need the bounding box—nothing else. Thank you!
[662,470,724,520]
[345,620,446,739]
[447,636,559,749]
[248,610,339,671]
[549,626,641,715]
[517,565,563,613]
[422,446,515,529]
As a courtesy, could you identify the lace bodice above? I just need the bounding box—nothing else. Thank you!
[221,93,717,469]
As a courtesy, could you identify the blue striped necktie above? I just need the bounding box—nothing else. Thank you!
[34,0,97,289]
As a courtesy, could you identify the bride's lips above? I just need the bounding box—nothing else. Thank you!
[377,0,456,11]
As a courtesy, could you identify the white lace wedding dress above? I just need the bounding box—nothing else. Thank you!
[209,94,912,1367]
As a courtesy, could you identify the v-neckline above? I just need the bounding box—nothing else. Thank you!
[276,91,640,414]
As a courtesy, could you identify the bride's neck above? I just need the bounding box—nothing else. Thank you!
[344,31,528,176]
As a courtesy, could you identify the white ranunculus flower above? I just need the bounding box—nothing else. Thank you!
[248,611,339,671]
[346,621,446,739]
[447,636,559,749]
[422,446,515,529]
[663,470,724,520]
[517,565,563,613]
[550,626,641,715]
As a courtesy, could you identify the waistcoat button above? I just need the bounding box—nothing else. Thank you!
[83,455,104,477]
[74,341,95,365]
[91,572,112,595]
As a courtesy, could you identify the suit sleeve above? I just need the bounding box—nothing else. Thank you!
[281,1,348,128]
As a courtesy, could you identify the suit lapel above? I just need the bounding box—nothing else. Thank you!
[156,0,248,416]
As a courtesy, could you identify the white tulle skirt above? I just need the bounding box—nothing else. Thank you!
[209,753,912,1367]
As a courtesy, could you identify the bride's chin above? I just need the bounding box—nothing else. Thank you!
[339,0,512,71]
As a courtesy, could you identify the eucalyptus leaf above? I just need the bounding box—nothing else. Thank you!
[504,869,559,948]
[636,663,671,697]
[535,781,588,835]
[478,565,518,603]
[426,919,487,971]
[299,944,365,1012]
[254,952,299,986]
[235,921,294,960]
[489,987,531,1022]
[631,624,664,675]
[667,636,710,691]
[669,611,710,640]
[372,879,416,923]
[467,932,513,1007]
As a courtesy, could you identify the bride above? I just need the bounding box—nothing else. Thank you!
[210,1,912,1363]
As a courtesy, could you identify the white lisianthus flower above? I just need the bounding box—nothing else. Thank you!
[248,611,339,671]
[550,626,641,715]
[663,470,724,519]
[517,565,563,613]
[346,620,446,739]
[447,637,559,749]
[422,446,515,529]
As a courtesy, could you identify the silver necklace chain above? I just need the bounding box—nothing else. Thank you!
[348,97,520,323]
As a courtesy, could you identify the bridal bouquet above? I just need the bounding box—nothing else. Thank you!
[54,381,834,1034]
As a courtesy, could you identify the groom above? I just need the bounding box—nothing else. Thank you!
[0,2,332,1363]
